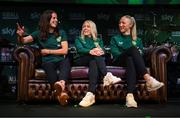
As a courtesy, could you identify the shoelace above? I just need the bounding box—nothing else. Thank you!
[83,94,93,101]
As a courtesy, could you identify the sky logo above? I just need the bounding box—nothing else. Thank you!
[97,13,110,21]
[69,13,85,20]
[1,27,16,36]
[30,12,41,20]
[2,12,19,20]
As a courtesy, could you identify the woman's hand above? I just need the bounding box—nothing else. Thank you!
[89,47,104,56]
[94,47,104,56]
[41,49,51,56]
[16,23,25,37]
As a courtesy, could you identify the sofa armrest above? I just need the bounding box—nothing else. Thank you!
[150,46,172,102]
[13,45,40,101]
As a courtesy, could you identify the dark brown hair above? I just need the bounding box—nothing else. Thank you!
[39,10,59,40]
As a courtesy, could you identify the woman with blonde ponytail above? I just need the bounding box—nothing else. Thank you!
[104,15,164,108]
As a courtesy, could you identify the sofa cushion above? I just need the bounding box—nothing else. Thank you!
[35,66,127,79]
[35,66,150,80]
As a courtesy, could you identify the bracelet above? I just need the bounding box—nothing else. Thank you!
[49,50,51,54]
[18,36,23,43]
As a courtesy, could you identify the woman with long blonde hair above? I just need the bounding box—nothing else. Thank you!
[74,20,121,107]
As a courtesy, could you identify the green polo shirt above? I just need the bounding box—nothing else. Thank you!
[74,36,104,58]
[110,34,144,61]
[31,30,67,63]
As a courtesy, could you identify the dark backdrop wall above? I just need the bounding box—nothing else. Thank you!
[1,0,180,5]
[0,2,180,47]
[0,2,179,100]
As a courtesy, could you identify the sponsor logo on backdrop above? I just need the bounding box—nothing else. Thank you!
[68,13,85,20]
[135,14,144,21]
[68,28,80,36]
[1,27,16,36]
[68,28,80,42]
[161,14,174,22]
[30,12,41,20]
[97,13,110,21]
[172,31,180,36]
[107,29,119,36]
[2,12,19,20]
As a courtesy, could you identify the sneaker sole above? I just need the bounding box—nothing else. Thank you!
[147,83,164,92]
[112,79,121,84]
[126,103,138,108]
[79,100,95,107]
[103,78,121,86]
[59,92,69,106]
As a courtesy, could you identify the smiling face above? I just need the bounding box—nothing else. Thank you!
[82,21,92,37]
[119,16,132,35]
[49,12,58,28]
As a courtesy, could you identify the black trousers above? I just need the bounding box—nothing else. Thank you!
[74,55,107,93]
[113,46,147,93]
[42,57,71,85]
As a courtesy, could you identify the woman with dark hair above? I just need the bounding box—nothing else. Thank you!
[16,10,71,106]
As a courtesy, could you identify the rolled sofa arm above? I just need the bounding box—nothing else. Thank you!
[13,45,41,102]
[150,46,172,102]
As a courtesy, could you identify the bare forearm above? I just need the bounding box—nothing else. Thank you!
[49,48,68,55]
[18,35,33,44]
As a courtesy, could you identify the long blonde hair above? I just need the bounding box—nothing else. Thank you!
[121,15,137,40]
[81,20,98,41]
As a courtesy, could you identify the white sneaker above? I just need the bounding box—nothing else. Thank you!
[79,92,95,107]
[146,77,164,92]
[126,93,137,108]
[103,72,121,86]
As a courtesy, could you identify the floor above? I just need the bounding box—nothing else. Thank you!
[0,83,180,118]
[0,97,180,118]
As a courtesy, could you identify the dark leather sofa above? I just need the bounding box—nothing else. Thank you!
[13,45,171,103]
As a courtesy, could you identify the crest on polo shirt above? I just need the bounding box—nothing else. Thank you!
[56,36,62,42]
